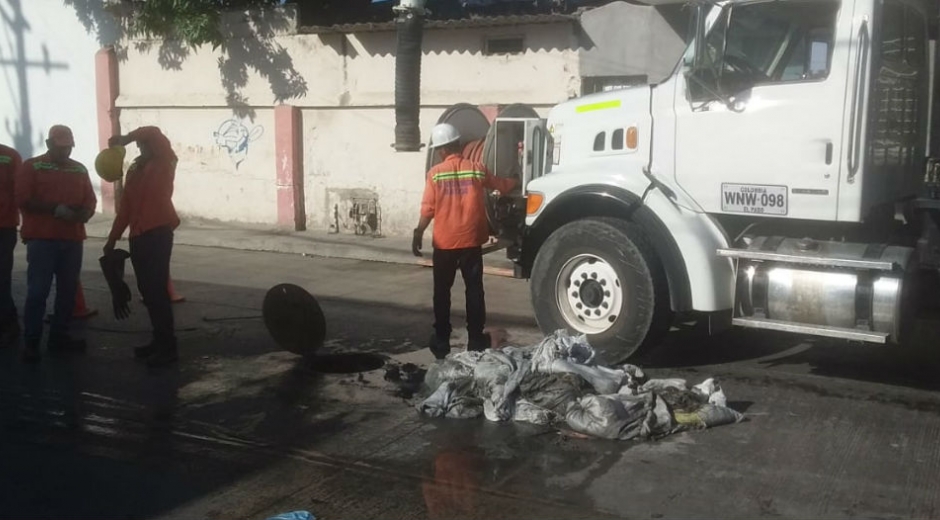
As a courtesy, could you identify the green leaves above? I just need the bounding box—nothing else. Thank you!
[120,0,282,47]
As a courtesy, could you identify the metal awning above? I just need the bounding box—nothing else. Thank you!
[298,13,579,34]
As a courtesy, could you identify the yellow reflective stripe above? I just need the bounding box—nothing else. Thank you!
[433,170,485,182]
[33,161,87,174]
[576,99,621,113]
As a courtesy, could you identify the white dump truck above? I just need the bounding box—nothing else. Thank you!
[476,0,940,361]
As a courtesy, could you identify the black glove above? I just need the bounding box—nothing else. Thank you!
[412,229,424,257]
[99,249,132,320]
[53,204,78,221]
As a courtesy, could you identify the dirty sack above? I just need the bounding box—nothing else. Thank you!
[418,378,482,419]
[416,330,746,440]
[566,392,674,440]
[473,349,530,422]
[519,372,589,417]
[424,351,481,393]
[658,380,744,428]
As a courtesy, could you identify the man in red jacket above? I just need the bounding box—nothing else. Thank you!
[105,127,181,368]
[412,124,517,358]
[0,142,22,348]
[16,126,96,362]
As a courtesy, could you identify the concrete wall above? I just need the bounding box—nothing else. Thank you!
[0,0,118,201]
[116,12,580,235]
[120,108,278,225]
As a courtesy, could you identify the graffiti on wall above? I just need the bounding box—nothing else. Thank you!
[213,118,263,169]
[327,188,382,237]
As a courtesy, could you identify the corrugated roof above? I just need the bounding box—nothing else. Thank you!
[298,13,579,34]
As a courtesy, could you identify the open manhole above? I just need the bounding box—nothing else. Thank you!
[306,353,385,374]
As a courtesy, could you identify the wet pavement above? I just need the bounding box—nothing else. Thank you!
[2,240,940,519]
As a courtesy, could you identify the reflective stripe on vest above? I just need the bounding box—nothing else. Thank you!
[433,170,485,182]
[33,161,87,174]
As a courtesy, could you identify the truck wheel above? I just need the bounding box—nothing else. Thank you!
[531,218,672,363]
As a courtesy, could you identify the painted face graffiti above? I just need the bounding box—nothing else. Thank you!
[213,118,263,169]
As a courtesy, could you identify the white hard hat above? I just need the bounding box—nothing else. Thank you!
[429,123,460,149]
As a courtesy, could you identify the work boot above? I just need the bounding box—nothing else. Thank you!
[428,334,451,360]
[134,342,156,360]
[22,340,41,364]
[467,333,492,352]
[146,344,179,369]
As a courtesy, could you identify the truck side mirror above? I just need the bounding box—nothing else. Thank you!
[686,2,720,101]
[685,2,741,106]
[691,1,707,70]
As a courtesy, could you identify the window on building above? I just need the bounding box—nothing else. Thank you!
[485,36,524,55]
[593,132,606,152]
[611,129,624,150]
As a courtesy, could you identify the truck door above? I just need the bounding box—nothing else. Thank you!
[487,117,549,192]
[673,0,853,222]
[486,117,550,248]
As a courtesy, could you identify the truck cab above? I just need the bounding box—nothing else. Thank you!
[497,0,940,363]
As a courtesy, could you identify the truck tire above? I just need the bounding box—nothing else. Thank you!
[530,218,672,364]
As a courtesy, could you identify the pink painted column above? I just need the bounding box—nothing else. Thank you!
[95,47,120,214]
[478,104,500,123]
[274,105,306,230]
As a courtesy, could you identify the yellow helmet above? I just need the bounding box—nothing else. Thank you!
[94,146,126,183]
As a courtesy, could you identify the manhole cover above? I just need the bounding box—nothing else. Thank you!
[263,283,326,355]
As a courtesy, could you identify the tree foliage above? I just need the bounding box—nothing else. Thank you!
[112,0,286,48]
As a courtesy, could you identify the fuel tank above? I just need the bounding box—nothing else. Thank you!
[734,238,915,342]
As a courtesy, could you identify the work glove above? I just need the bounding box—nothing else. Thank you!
[53,204,78,221]
[71,206,92,223]
[99,249,132,320]
[412,229,424,258]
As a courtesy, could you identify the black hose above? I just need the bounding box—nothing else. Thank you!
[394,12,424,152]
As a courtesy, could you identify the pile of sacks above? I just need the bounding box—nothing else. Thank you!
[417,330,745,441]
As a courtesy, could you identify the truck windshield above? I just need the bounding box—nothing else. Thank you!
[698,0,839,96]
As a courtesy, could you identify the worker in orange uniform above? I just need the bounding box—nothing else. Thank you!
[412,123,517,358]
[0,142,22,348]
[16,126,96,362]
[104,127,181,368]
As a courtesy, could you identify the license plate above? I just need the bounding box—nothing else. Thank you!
[721,183,788,216]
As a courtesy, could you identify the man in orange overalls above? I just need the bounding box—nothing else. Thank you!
[0,142,22,348]
[104,127,181,368]
[412,123,517,358]
[16,125,96,362]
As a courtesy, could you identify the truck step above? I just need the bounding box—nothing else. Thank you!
[732,317,889,344]
[717,248,897,271]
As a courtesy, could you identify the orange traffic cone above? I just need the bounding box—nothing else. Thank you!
[73,282,98,319]
[142,275,185,304]
[168,276,185,303]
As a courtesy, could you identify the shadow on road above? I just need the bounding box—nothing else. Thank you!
[638,314,940,393]
[0,274,549,519]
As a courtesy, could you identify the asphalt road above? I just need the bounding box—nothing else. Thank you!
[1,240,939,519]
